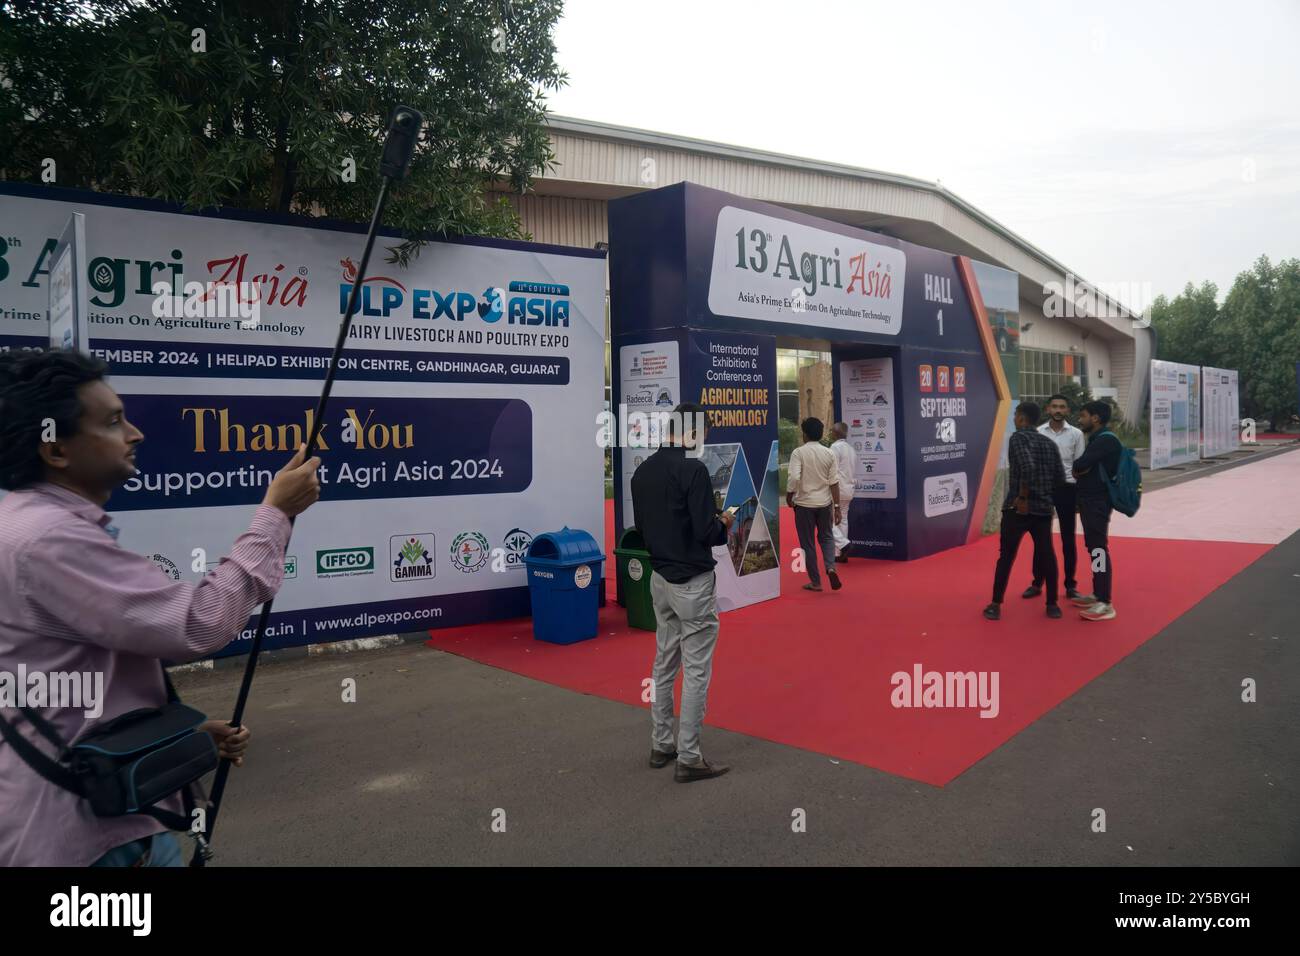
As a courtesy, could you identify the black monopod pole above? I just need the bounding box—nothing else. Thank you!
[191,106,424,866]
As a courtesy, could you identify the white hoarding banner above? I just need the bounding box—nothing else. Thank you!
[1149,359,1200,469]
[0,187,606,653]
[1201,366,1240,457]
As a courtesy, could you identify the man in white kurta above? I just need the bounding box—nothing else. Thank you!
[829,422,857,560]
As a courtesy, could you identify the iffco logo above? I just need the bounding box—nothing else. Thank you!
[391,534,435,582]
[502,528,532,571]
[451,531,490,573]
[316,547,375,577]
[339,259,570,326]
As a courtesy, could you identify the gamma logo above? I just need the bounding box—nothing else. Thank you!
[502,528,532,571]
[316,546,375,577]
[451,531,490,573]
[391,534,435,582]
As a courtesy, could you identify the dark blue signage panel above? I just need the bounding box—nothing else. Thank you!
[109,394,532,511]
[611,183,1003,562]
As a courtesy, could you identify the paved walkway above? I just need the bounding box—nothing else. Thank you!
[1115,445,1300,543]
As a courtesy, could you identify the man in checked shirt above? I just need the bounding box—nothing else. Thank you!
[983,402,1063,621]
[0,349,321,866]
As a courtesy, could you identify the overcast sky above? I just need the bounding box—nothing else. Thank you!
[546,0,1300,306]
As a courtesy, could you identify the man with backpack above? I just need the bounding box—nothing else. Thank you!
[1070,400,1133,621]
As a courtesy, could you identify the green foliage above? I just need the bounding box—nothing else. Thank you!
[1150,257,1300,428]
[0,0,566,260]
[777,417,801,462]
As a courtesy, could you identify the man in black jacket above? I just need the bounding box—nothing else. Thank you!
[983,402,1062,621]
[630,403,734,782]
[1071,400,1123,621]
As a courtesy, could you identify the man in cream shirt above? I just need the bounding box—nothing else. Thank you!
[786,418,843,592]
[1023,393,1087,601]
[828,422,857,562]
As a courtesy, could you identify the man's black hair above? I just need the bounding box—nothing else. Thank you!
[801,417,824,441]
[1082,400,1112,425]
[1016,402,1041,427]
[666,401,705,439]
[1046,393,1070,406]
[0,348,108,490]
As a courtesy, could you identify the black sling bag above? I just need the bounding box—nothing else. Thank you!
[0,667,216,831]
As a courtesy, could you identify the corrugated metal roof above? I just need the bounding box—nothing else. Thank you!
[541,114,1146,326]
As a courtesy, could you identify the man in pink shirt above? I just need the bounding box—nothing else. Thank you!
[0,348,321,866]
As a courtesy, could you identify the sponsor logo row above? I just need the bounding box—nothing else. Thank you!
[316,528,534,581]
[175,528,533,584]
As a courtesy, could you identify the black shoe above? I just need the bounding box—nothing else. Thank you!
[837,554,850,563]
[828,570,843,591]
[1046,604,1063,619]
[649,748,677,769]
[983,602,1001,620]
[1065,588,1082,600]
[1021,585,1042,599]
[674,759,731,783]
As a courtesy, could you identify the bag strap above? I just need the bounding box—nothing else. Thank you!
[162,666,180,704]
[0,710,83,795]
[19,703,68,752]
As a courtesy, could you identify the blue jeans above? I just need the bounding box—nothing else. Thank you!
[91,832,183,867]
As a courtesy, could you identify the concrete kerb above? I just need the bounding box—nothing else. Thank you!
[168,632,425,678]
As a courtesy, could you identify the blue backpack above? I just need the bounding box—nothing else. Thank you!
[1096,430,1142,517]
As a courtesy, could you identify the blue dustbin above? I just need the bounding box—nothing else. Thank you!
[524,527,606,644]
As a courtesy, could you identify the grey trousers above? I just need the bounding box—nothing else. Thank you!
[649,569,720,766]
[794,504,836,586]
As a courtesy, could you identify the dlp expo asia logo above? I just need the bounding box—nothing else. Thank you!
[338,258,571,326]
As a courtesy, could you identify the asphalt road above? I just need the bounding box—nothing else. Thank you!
[173,531,1299,866]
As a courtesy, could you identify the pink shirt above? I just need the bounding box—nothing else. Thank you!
[0,483,289,866]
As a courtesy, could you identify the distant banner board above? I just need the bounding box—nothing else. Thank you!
[1150,359,1200,469]
[1201,366,1240,457]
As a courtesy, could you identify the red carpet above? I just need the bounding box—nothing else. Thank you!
[427,500,1270,786]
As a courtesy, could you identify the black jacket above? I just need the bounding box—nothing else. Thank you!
[1072,430,1123,499]
[630,446,728,583]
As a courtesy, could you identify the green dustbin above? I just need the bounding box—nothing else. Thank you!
[614,528,657,631]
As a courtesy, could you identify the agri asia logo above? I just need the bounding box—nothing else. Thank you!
[339,259,570,326]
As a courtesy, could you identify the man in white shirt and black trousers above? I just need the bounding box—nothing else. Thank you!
[786,418,843,592]
[1023,393,1087,602]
